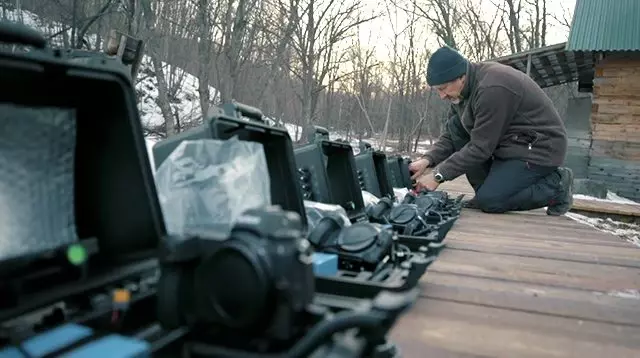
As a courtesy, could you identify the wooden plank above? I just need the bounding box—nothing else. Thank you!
[391,298,640,358]
[453,209,629,238]
[572,198,640,218]
[592,104,640,116]
[591,124,640,143]
[592,98,640,107]
[428,249,640,292]
[591,113,640,125]
[420,272,640,326]
[593,77,640,89]
[393,176,640,356]
[445,230,640,267]
[593,85,640,96]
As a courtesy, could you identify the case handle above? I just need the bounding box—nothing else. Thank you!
[359,141,373,151]
[0,21,47,49]
[221,101,264,121]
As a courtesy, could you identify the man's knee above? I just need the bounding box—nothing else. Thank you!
[474,190,510,213]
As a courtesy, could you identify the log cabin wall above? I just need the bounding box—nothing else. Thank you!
[589,53,640,200]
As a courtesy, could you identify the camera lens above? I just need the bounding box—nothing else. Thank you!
[196,246,270,330]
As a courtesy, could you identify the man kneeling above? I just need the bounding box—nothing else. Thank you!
[410,46,574,216]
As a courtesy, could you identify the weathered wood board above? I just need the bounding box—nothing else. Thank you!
[390,177,640,357]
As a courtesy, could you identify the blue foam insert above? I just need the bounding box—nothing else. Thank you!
[0,323,92,358]
[313,252,338,277]
[64,334,150,358]
[0,323,150,358]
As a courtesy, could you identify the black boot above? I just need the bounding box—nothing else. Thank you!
[547,167,574,216]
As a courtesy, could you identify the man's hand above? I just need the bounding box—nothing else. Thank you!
[414,172,440,192]
[409,158,430,180]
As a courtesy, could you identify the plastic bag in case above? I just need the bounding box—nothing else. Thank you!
[155,137,271,237]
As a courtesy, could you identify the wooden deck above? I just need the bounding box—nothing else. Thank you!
[389,178,640,357]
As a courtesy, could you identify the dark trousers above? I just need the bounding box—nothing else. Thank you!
[446,116,561,213]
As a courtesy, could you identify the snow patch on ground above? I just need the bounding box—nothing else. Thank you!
[574,193,640,206]
[565,212,640,248]
[136,56,219,128]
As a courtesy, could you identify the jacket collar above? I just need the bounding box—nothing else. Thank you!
[460,63,477,100]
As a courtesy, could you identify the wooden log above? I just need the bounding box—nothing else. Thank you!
[592,104,640,116]
[591,113,640,125]
[594,84,640,96]
[592,98,640,107]
[591,124,640,143]
[590,140,640,161]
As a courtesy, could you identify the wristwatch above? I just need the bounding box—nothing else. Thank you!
[433,170,445,183]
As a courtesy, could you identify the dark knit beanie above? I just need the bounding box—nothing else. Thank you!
[426,46,469,86]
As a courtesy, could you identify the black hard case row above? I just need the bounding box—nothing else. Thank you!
[153,109,431,300]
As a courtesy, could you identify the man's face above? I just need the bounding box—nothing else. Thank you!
[433,76,465,104]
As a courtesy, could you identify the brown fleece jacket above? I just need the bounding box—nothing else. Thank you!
[424,62,568,181]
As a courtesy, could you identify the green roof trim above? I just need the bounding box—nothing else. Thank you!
[566,0,640,51]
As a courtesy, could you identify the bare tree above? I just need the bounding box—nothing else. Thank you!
[410,0,461,48]
[290,0,377,128]
[459,0,505,61]
[139,0,176,136]
[193,0,222,118]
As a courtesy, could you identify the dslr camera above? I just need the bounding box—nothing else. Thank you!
[157,206,316,347]
[366,195,443,237]
[307,215,403,273]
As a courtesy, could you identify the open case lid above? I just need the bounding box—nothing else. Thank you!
[0,22,165,317]
[400,157,413,189]
[354,142,394,198]
[153,102,308,230]
[386,156,404,187]
[294,127,366,222]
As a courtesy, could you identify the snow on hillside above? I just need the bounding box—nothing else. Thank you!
[135,56,219,129]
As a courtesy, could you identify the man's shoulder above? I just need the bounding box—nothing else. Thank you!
[473,62,527,94]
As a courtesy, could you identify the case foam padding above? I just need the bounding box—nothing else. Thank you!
[0,323,150,358]
[64,334,150,358]
[0,323,91,357]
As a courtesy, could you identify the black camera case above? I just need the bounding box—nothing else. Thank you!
[386,156,412,189]
[156,206,315,342]
[0,22,164,322]
[354,142,394,198]
[153,102,308,230]
[294,127,366,222]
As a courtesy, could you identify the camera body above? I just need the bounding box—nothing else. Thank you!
[367,194,449,237]
[307,215,394,271]
[157,206,315,342]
